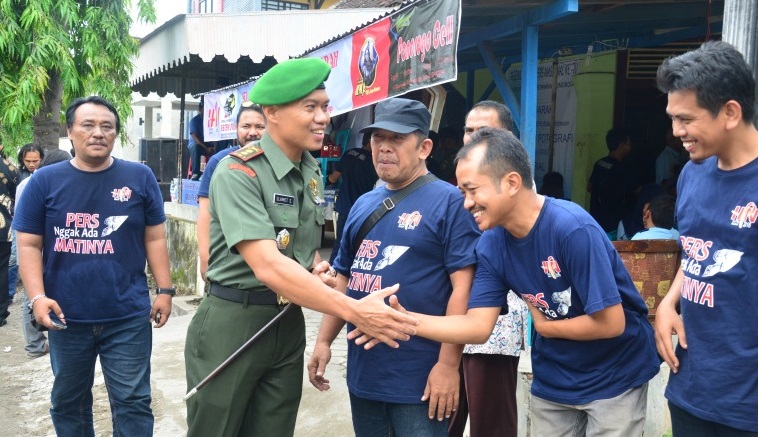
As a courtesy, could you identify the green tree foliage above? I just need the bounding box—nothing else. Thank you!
[0,0,156,151]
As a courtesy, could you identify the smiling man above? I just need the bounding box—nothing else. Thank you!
[654,41,758,436]
[450,100,527,437]
[184,59,418,437]
[386,127,660,437]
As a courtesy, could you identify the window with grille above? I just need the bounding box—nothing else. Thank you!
[262,0,308,10]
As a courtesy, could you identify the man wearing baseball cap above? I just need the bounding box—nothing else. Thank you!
[308,98,480,436]
[184,59,418,437]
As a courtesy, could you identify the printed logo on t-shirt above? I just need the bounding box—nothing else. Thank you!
[102,216,128,237]
[53,213,127,254]
[730,201,757,229]
[397,211,422,230]
[552,287,572,316]
[541,256,562,279]
[522,288,572,318]
[374,245,409,271]
[521,293,558,319]
[679,235,744,308]
[111,186,132,202]
[349,239,383,293]
[702,249,743,277]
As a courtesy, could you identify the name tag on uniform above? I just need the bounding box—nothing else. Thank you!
[273,193,295,206]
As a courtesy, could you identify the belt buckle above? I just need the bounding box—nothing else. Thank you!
[277,294,290,306]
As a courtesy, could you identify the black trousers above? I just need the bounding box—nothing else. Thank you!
[670,402,758,437]
[448,354,520,437]
[0,241,12,321]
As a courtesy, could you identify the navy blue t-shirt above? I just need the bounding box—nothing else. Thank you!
[334,179,480,403]
[469,198,659,404]
[13,159,166,323]
[189,113,204,146]
[589,157,638,232]
[666,156,758,431]
[198,146,239,198]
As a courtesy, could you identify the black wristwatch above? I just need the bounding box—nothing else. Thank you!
[156,287,176,296]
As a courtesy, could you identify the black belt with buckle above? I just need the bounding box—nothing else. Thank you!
[209,283,286,306]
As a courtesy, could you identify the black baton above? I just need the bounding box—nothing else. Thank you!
[184,303,295,401]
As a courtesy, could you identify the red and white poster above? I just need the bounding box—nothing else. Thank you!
[305,0,460,115]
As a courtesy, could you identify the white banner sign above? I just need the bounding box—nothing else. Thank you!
[507,58,579,196]
[203,81,257,142]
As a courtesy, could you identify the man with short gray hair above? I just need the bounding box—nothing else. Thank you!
[309,98,480,436]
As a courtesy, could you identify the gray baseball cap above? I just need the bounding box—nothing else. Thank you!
[360,98,431,137]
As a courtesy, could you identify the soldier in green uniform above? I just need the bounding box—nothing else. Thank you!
[184,57,418,437]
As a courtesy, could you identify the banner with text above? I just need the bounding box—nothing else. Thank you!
[506,59,579,196]
[203,81,256,142]
[306,0,460,115]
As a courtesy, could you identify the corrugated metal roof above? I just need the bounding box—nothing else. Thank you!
[131,9,388,96]
[331,0,404,9]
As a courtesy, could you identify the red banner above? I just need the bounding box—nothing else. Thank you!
[304,0,460,115]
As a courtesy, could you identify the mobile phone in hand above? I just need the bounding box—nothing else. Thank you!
[49,313,67,330]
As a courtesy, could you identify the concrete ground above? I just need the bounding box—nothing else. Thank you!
[152,300,356,437]
[0,247,352,437]
[0,296,355,436]
[0,242,671,436]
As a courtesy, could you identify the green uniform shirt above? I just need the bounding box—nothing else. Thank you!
[206,133,325,291]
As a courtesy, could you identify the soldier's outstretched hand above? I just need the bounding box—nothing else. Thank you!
[347,284,417,349]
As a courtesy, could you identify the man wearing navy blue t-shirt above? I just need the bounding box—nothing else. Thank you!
[308,98,480,436]
[14,96,174,437]
[655,41,758,436]
[391,127,659,436]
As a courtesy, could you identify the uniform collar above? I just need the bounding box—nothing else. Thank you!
[259,134,320,181]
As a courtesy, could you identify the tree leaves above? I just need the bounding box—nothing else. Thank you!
[0,0,156,149]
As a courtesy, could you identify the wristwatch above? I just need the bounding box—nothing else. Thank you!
[156,287,176,296]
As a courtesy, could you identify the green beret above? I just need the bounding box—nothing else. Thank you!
[250,58,331,106]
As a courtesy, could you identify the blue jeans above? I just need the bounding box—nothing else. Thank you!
[349,393,448,437]
[49,315,153,437]
[9,229,17,299]
[22,291,47,353]
[188,142,203,178]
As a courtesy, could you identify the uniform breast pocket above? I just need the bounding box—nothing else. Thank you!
[268,205,299,254]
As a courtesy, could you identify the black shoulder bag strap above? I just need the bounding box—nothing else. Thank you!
[351,173,438,257]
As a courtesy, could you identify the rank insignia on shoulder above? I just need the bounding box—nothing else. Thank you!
[228,162,257,178]
[230,145,264,162]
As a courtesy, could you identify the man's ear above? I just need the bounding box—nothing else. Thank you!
[501,171,522,195]
[722,100,743,130]
[419,138,433,160]
[262,105,278,125]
